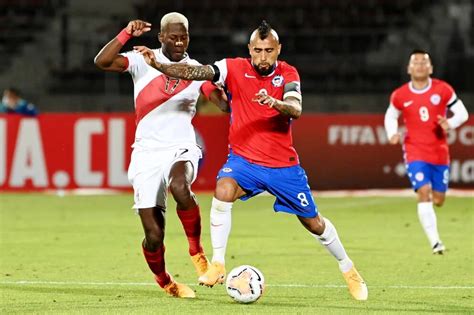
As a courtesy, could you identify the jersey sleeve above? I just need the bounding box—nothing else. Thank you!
[120,51,143,77]
[442,81,457,107]
[200,81,218,99]
[389,90,402,110]
[283,65,302,101]
[213,58,229,86]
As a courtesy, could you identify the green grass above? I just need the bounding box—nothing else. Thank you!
[1,193,473,314]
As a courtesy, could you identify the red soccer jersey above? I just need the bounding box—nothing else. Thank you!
[390,78,457,165]
[214,58,301,167]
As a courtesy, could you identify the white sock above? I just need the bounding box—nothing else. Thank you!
[210,197,233,264]
[417,202,441,247]
[313,217,353,273]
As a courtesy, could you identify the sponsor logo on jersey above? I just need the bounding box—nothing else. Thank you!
[430,94,441,105]
[244,73,256,78]
[403,100,413,107]
[222,167,232,173]
[272,75,284,87]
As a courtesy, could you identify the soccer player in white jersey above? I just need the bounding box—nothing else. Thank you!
[94,13,218,298]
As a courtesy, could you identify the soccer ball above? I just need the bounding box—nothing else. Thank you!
[226,265,265,303]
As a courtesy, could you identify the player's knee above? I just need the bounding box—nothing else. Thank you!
[417,186,431,202]
[144,229,164,251]
[433,197,445,207]
[170,179,192,201]
[215,185,236,201]
[215,178,240,202]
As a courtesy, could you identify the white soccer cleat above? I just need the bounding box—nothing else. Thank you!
[432,242,446,255]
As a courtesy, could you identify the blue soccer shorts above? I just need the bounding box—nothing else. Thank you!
[217,153,318,218]
[406,161,450,192]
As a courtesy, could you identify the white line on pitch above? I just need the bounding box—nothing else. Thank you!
[0,280,472,290]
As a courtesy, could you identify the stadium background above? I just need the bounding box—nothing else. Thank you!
[0,0,473,191]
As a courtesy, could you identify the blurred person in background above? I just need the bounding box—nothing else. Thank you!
[384,49,469,255]
[136,20,368,301]
[94,12,225,298]
[0,87,38,116]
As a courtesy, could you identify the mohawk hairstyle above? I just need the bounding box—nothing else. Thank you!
[257,20,272,40]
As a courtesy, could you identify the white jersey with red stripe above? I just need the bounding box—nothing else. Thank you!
[121,48,204,150]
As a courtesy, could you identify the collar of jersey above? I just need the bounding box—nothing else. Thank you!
[408,78,432,94]
[156,48,189,63]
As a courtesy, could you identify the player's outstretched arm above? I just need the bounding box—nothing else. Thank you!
[94,20,151,72]
[135,45,215,81]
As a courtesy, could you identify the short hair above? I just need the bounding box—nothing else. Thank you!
[410,49,431,62]
[5,87,20,96]
[249,20,279,42]
[160,12,188,32]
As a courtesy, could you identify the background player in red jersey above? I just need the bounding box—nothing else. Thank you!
[94,13,221,298]
[384,49,469,254]
[135,21,368,301]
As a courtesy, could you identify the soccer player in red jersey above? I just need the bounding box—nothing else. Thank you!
[384,49,469,254]
[94,13,221,298]
[136,21,368,300]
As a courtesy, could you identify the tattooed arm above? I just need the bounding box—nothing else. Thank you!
[154,63,215,81]
[134,45,215,81]
[253,93,302,119]
[271,97,302,119]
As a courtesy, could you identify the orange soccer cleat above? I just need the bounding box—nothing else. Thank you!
[191,251,210,277]
[162,277,196,298]
[198,261,226,287]
[342,266,368,301]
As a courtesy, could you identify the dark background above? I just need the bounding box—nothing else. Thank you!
[0,0,472,113]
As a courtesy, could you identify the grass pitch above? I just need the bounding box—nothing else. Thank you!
[1,193,473,314]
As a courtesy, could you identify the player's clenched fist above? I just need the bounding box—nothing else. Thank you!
[125,20,152,37]
[437,115,449,131]
[389,134,400,145]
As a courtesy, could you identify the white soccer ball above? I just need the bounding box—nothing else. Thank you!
[226,265,265,303]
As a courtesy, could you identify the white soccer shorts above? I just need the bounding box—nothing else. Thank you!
[127,144,202,210]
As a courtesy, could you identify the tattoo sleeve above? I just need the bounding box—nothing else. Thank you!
[272,96,302,119]
[154,63,215,81]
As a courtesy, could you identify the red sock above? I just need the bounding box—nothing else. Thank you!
[142,244,171,288]
[177,205,203,256]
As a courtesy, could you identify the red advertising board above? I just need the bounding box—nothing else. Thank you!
[1,114,472,191]
[294,115,473,190]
